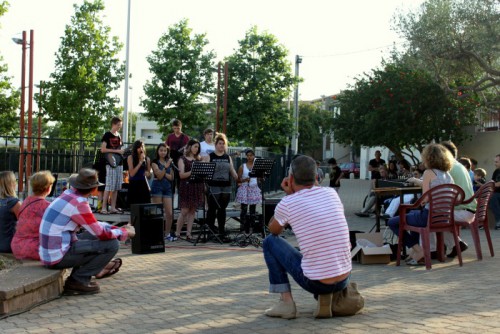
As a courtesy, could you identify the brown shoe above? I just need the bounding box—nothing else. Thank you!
[313,293,333,318]
[64,277,100,295]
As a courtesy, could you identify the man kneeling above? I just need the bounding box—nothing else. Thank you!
[39,168,135,295]
[263,155,352,319]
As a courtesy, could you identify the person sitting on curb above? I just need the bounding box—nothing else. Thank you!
[263,155,352,319]
[39,168,135,295]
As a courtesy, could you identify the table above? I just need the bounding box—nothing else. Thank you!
[371,186,422,232]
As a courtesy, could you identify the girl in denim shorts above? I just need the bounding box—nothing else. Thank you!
[151,143,174,240]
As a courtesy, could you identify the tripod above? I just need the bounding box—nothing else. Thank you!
[232,158,275,248]
[189,162,223,245]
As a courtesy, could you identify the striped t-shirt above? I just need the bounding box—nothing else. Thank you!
[274,186,352,280]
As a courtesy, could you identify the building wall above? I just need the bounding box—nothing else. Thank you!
[458,131,500,179]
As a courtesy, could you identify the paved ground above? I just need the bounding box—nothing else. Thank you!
[2,179,500,333]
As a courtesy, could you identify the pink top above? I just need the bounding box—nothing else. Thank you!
[274,186,352,280]
[11,196,50,260]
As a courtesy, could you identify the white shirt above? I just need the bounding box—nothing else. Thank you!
[200,141,215,157]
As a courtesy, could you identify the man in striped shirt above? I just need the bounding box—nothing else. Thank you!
[40,168,135,295]
[263,155,352,319]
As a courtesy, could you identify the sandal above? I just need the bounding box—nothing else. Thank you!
[406,258,425,266]
[109,209,120,214]
[96,258,122,279]
[100,210,110,215]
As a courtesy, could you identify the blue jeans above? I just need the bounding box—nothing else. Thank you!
[262,235,349,296]
[49,232,119,285]
[388,208,429,248]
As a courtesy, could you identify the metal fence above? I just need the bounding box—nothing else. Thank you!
[1,136,291,198]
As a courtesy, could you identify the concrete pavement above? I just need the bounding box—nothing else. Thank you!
[1,179,500,333]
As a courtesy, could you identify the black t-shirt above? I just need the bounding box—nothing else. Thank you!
[369,158,385,179]
[329,166,342,188]
[493,168,500,193]
[101,131,123,166]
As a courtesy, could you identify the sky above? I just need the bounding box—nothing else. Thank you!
[0,0,425,114]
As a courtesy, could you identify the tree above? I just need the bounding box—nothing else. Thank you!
[393,0,499,106]
[0,1,20,136]
[297,102,333,159]
[333,63,477,160]
[224,26,296,149]
[40,0,125,147]
[142,19,216,138]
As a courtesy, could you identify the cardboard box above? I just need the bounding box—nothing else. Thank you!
[351,232,392,264]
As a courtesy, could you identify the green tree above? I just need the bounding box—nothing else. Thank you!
[225,26,296,149]
[393,0,499,106]
[333,63,477,160]
[0,1,20,136]
[142,19,216,138]
[298,102,333,159]
[41,0,125,147]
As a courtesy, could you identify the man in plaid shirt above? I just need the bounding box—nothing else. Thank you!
[40,168,135,295]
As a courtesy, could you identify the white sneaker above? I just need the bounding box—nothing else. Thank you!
[264,299,297,319]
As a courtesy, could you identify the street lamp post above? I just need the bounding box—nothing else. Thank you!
[122,0,132,145]
[35,81,44,172]
[292,55,302,154]
[27,30,34,185]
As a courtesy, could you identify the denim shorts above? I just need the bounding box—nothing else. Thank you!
[151,179,173,198]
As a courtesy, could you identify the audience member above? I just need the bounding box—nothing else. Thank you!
[458,156,474,187]
[11,171,54,260]
[200,128,215,158]
[327,158,342,191]
[100,116,125,214]
[397,159,413,179]
[387,161,399,179]
[473,168,487,191]
[174,139,204,240]
[127,140,152,207]
[490,154,500,230]
[206,133,238,241]
[316,160,325,184]
[383,169,423,219]
[368,150,386,180]
[388,143,454,265]
[151,143,174,240]
[235,149,262,233]
[0,171,21,253]
[440,141,474,257]
[263,155,351,319]
[39,168,134,295]
[355,165,390,217]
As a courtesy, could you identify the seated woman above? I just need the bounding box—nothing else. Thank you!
[388,143,454,265]
[11,171,55,260]
[383,168,424,219]
[0,171,21,253]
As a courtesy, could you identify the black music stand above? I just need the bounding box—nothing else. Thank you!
[250,158,275,230]
[189,162,222,245]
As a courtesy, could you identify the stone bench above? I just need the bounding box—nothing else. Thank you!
[0,254,65,316]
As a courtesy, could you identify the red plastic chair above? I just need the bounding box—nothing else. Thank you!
[396,183,465,270]
[455,181,495,260]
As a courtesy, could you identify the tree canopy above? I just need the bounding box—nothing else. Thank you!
[393,0,499,107]
[41,0,125,144]
[224,26,296,149]
[333,63,477,160]
[0,1,20,136]
[142,19,216,138]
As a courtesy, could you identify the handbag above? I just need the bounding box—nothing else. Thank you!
[331,282,365,316]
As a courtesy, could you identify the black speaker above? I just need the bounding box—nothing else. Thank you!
[131,203,165,254]
[263,198,281,225]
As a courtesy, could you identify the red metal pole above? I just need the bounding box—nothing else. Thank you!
[216,62,221,133]
[223,62,228,134]
[37,82,42,172]
[18,31,26,194]
[27,30,34,185]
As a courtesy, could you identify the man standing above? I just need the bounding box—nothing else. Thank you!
[200,128,215,158]
[368,150,386,180]
[263,155,352,319]
[490,154,500,229]
[39,168,135,295]
[166,119,190,193]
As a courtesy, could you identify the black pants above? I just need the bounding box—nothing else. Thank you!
[240,204,257,233]
[207,192,230,235]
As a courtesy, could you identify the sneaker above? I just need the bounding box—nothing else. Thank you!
[355,212,369,217]
[447,240,468,258]
[63,277,100,295]
[313,293,333,318]
[264,299,297,319]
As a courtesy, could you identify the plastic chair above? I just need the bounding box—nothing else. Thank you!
[455,181,495,260]
[396,183,465,270]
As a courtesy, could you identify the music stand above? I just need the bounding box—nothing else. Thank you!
[188,162,222,245]
[241,158,275,244]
